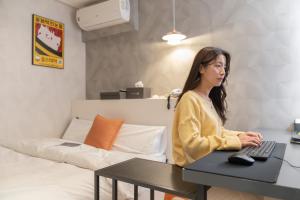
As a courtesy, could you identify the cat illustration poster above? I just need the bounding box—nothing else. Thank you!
[32,14,64,69]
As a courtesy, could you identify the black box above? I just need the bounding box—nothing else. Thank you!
[126,87,151,99]
[100,91,120,100]
[294,119,300,132]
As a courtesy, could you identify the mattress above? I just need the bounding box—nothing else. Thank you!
[0,138,166,200]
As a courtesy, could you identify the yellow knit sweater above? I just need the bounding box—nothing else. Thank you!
[172,91,242,166]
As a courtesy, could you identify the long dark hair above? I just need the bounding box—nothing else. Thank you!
[177,47,231,124]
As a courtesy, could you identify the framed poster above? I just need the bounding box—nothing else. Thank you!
[32,14,64,69]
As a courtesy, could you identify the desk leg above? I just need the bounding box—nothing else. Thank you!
[150,189,154,200]
[112,179,118,200]
[94,174,99,200]
[134,185,138,200]
[193,185,208,200]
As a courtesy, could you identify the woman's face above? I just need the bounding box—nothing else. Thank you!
[200,54,226,87]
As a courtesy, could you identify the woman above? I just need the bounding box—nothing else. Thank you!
[172,47,262,167]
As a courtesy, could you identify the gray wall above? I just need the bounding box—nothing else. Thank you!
[0,0,86,140]
[86,0,300,131]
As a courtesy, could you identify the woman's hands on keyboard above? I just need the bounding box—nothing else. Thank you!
[238,132,263,148]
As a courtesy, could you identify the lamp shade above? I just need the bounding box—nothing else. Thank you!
[162,31,187,45]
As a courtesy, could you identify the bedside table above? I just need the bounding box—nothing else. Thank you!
[94,158,207,200]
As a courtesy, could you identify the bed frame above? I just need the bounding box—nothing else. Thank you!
[71,99,175,162]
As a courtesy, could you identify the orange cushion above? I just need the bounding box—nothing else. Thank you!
[84,114,124,150]
[164,193,188,200]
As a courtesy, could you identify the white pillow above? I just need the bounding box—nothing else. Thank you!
[62,118,167,155]
[112,124,167,155]
[62,118,92,142]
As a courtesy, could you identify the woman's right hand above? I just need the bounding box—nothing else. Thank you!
[238,132,262,147]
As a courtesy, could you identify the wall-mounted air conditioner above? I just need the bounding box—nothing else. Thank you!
[76,0,130,31]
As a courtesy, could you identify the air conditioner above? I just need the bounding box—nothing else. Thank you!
[76,0,130,31]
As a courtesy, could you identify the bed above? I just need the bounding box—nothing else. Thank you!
[0,99,174,200]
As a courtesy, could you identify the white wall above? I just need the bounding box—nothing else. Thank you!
[0,0,85,140]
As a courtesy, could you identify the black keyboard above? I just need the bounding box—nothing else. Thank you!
[238,141,276,161]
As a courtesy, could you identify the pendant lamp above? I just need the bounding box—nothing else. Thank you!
[162,0,186,45]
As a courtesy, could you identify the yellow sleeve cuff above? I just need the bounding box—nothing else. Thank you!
[219,135,242,150]
[222,127,244,137]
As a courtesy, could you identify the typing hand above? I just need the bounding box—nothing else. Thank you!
[238,132,262,147]
[246,131,263,141]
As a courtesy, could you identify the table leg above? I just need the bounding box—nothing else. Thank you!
[134,185,138,200]
[193,185,208,200]
[112,179,118,200]
[150,189,154,200]
[94,174,99,200]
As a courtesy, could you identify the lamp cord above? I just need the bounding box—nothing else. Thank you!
[172,0,175,31]
[272,156,300,168]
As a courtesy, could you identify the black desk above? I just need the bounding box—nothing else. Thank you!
[182,129,300,200]
[94,158,206,200]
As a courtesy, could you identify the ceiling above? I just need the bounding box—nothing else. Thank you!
[56,0,102,8]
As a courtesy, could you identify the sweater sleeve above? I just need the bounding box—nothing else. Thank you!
[222,127,245,136]
[177,98,242,161]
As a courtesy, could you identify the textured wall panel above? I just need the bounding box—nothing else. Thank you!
[86,0,300,131]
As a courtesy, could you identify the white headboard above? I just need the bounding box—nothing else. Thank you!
[71,99,175,163]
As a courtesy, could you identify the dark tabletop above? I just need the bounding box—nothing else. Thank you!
[95,158,199,198]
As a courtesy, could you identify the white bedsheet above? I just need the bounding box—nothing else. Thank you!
[0,138,166,200]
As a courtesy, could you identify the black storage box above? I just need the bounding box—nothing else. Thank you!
[126,87,151,99]
[294,119,300,132]
[100,91,120,100]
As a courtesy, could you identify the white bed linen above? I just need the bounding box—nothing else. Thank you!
[0,138,166,200]
[0,145,97,200]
